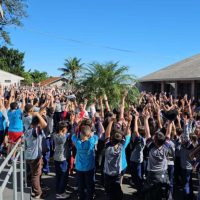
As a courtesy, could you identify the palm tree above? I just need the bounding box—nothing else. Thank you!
[58,57,84,90]
[79,62,137,107]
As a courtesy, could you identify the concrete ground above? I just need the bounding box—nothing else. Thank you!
[39,172,135,200]
[33,170,199,200]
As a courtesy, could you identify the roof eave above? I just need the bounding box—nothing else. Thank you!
[41,77,68,86]
[139,77,200,82]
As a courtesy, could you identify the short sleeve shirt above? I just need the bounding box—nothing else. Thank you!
[8,109,23,132]
[130,135,146,163]
[72,134,98,171]
[122,135,131,170]
[104,138,125,176]
[147,139,170,172]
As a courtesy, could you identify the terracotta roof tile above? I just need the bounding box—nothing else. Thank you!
[40,77,63,87]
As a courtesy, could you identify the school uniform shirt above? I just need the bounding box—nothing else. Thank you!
[122,135,131,171]
[55,101,62,113]
[167,139,175,166]
[8,108,23,132]
[46,115,54,136]
[130,135,146,163]
[53,133,69,162]
[104,138,125,176]
[60,102,66,112]
[33,106,40,112]
[24,127,45,160]
[23,115,32,132]
[0,110,8,131]
[72,134,98,171]
[147,138,171,172]
[175,137,181,158]
[180,141,194,170]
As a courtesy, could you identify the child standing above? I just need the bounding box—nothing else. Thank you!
[104,115,131,200]
[53,121,70,199]
[24,112,47,199]
[72,124,98,200]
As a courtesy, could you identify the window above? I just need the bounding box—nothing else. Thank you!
[4,80,11,83]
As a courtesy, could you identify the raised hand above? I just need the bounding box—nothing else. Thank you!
[142,110,150,120]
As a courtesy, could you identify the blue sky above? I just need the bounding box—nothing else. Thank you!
[6,0,200,78]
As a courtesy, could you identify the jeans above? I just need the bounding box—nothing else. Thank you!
[42,137,51,173]
[174,156,182,185]
[168,165,174,198]
[198,172,200,200]
[54,160,68,194]
[104,173,123,200]
[144,171,169,200]
[27,158,43,196]
[130,161,143,192]
[0,130,5,147]
[53,112,61,132]
[76,169,95,200]
[181,169,193,200]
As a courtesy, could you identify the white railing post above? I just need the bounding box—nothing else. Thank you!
[20,147,24,200]
[0,187,3,200]
[24,152,27,188]
[13,159,17,200]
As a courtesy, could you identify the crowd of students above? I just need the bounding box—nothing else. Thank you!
[0,85,200,200]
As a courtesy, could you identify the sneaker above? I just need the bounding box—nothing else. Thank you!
[74,186,78,191]
[65,189,73,194]
[31,192,35,197]
[56,193,70,199]
[42,186,50,191]
[129,179,135,186]
[34,193,47,199]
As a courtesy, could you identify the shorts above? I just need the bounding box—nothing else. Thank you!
[8,131,23,143]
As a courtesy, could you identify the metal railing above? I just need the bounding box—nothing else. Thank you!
[0,138,25,200]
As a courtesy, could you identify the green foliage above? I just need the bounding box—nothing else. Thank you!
[0,0,27,44]
[22,71,32,85]
[0,46,49,85]
[126,85,140,106]
[58,57,84,90]
[0,46,25,76]
[78,62,138,107]
[29,69,49,83]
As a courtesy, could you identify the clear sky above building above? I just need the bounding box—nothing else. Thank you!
[7,0,200,78]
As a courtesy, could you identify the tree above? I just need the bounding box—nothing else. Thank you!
[0,46,25,76]
[29,69,49,83]
[0,46,49,85]
[58,57,84,90]
[0,0,27,44]
[78,62,137,107]
[22,71,32,85]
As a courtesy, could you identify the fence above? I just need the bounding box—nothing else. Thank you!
[0,137,26,200]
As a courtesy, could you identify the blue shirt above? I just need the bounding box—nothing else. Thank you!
[122,135,131,171]
[0,111,5,131]
[72,134,98,171]
[8,109,23,132]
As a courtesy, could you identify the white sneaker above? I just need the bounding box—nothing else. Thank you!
[74,186,78,191]
[56,193,70,199]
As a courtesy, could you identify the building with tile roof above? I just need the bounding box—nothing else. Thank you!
[139,54,200,98]
[40,77,68,87]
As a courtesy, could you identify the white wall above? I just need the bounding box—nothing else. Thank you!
[0,71,24,86]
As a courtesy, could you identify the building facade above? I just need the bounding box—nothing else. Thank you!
[139,54,200,98]
[40,77,68,88]
[0,69,24,86]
